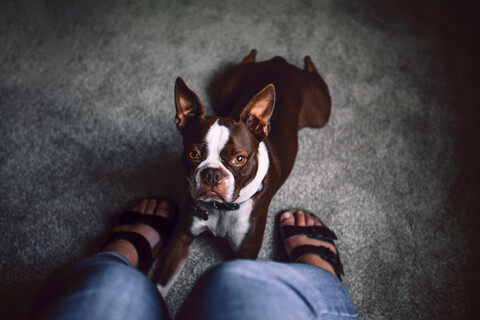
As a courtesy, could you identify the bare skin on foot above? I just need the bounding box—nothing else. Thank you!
[102,199,173,268]
[280,210,338,276]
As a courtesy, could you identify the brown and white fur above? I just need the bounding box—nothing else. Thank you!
[155,50,331,291]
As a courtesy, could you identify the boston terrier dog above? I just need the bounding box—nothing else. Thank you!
[156,50,331,289]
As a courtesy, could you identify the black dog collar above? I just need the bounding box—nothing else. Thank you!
[190,183,264,221]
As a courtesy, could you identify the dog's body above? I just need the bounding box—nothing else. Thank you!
[156,50,331,288]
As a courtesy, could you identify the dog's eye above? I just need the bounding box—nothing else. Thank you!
[234,155,247,165]
[189,151,200,160]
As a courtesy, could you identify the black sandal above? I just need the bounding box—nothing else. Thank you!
[102,199,176,273]
[279,209,345,280]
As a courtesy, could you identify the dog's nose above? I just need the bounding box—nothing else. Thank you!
[201,168,225,186]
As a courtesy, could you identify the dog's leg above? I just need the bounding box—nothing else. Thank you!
[241,49,257,63]
[153,230,194,295]
[298,56,332,128]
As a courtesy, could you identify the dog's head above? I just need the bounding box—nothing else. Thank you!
[174,77,274,204]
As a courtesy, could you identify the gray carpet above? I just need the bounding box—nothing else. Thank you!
[1,0,479,319]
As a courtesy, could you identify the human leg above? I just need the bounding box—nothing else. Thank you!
[178,210,358,320]
[30,199,174,320]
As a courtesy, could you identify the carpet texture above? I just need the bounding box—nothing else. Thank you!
[1,0,479,319]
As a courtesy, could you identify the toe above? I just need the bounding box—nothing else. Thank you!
[280,210,295,226]
[155,201,172,219]
[295,210,306,226]
[138,199,149,213]
[305,213,314,226]
[146,199,157,214]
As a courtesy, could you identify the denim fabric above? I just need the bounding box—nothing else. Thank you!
[180,260,358,320]
[31,252,168,320]
[32,255,357,320]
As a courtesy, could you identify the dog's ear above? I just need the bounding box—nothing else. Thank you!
[175,77,205,132]
[240,84,275,141]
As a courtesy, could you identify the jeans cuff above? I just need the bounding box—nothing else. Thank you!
[94,251,134,267]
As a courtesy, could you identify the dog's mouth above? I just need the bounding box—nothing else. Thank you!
[203,190,220,198]
[193,188,227,202]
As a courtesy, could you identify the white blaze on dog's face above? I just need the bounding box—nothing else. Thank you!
[192,120,235,201]
[174,77,275,203]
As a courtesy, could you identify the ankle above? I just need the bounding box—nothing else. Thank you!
[300,255,336,276]
[103,239,139,267]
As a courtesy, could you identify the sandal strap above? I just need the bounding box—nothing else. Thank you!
[120,211,171,238]
[281,225,338,244]
[289,244,344,280]
[106,231,153,273]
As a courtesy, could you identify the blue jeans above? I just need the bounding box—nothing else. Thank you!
[32,253,358,320]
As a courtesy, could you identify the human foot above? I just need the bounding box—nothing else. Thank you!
[102,199,175,272]
[280,209,344,279]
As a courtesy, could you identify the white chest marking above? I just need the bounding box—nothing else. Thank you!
[190,199,254,251]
